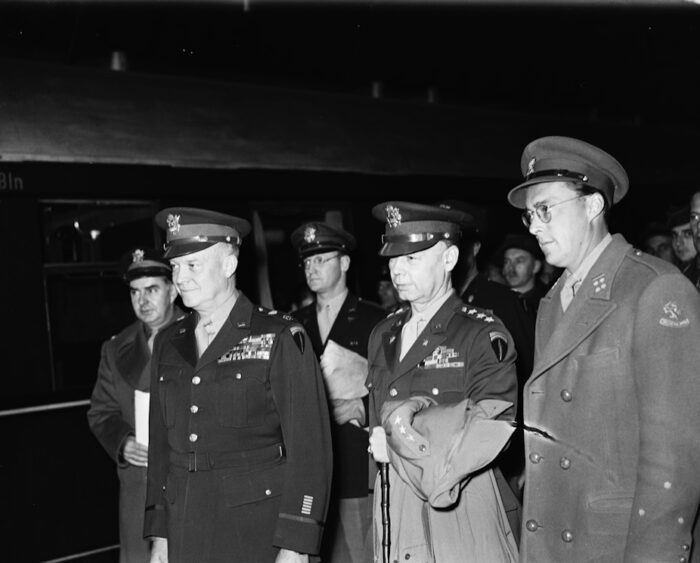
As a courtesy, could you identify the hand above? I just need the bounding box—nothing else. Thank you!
[369,426,389,463]
[320,340,369,400]
[123,435,149,467]
[274,548,308,563]
[150,537,168,563]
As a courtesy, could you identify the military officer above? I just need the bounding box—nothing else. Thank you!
[366,201,520,562]
[509,136,700,562]
[145,208,332,563]
[290,221,385,563]
[88,247,182,563]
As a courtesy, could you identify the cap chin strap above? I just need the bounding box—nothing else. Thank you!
[164,234,240,251]
[381,231,461,244]
[526,169,590,183]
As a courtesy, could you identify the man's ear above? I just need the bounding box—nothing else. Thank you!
[533,259,543,275]
[168,282,178,304]
[472,240,482,258]
[444,244,460,273]
[587,192,605,220]
[340,254,351,273]
[223,253,238,278]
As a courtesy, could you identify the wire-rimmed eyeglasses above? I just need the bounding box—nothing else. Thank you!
[302,253,340,270]
[521,195,586,228]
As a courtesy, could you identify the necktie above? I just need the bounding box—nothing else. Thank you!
[318,304,332,343]
[147,329,157,353]
[400,316,426,360]
[560,277,581,312]
[196,320,216,357]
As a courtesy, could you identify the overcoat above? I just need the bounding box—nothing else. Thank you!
[87,307,184,563]
[144,293,333,562]
[366,291,521,555]
[521,234,700,562]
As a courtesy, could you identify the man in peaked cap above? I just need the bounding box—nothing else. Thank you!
[508,136,700,562]
[290,221,385,563]
[366,201,520,561]
[145,208,332,563]
[88,247,183,563]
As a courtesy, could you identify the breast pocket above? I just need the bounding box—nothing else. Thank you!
[215,363,269,428]
[411,367,465,403]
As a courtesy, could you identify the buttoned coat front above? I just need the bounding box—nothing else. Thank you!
[144,293,333,562]
[521,234,700,562]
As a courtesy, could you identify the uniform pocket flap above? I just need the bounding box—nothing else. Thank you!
[221,462,285,508]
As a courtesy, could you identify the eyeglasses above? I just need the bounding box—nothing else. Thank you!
[302,253,340,270]
[521,195,586,228]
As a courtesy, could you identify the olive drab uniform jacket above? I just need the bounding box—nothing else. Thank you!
[366,291,521,556]
[521,234,700,562]
[144,293,333,562]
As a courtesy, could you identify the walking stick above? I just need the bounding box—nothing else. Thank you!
[380,461,390,563]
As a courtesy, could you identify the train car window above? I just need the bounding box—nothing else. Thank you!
[40,200,159,397]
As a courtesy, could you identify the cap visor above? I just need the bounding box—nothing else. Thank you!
[378,239,439,258]
[163,241,217,259]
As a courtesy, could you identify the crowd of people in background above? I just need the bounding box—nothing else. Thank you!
[88,136,700,563]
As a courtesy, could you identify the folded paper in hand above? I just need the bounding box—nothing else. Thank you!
[320,339,369,400]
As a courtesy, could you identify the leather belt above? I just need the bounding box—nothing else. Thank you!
[169,443,285,472]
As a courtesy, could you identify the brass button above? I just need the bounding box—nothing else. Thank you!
[682,544,690,551]
[525,519,539,532]
[561,529,573,543]
[192,375,201,385]
[560,389,572,402]
[265,489,272,496]
[560,457,571,470]
[431,387,439,396]
[190,405,199,414]
[389,388,398,397]
[235,373,242,380]
[418,444,427,452]
[529,452,542,464]
[367,382,373,389]
[189,433,198,442]
[680,557,687,563]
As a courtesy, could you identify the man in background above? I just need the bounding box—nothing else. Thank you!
[290,221,385,563]
[499,233,548,320]
[88,247,181,562]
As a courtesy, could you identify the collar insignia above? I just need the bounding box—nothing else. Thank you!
[385,205,402,228]
[527,156,537,176]
[166,213,181,235]
[131,248,144,263]
[303,225,316,243]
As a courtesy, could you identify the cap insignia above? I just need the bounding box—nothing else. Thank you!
[166,213,181,235]
[527,157,537,176]
[303,225,316,243]
[385,205,402,228]
[131,248,144,263]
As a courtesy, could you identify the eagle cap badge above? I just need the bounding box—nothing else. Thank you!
[385,205,402,228]
[303,225,316,243]
[131,248,144,263]
[527,157,537,177]
[166,213,181,235]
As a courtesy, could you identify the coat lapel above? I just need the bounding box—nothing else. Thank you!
[115,322,150,388]
[170,313,199,369]
[530,235,629,383]
[382,309,407,371]
[388,294,457,384]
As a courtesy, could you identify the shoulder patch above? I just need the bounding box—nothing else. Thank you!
[290,325,306,353]
[489,330,508,362]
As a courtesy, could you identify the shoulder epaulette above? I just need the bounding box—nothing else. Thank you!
[457,305,495,323]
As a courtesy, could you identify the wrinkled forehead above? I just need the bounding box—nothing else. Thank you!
[129,275,171,290]
[504,247,535,261]
[524,181,579,207]
[671,223,692,233]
